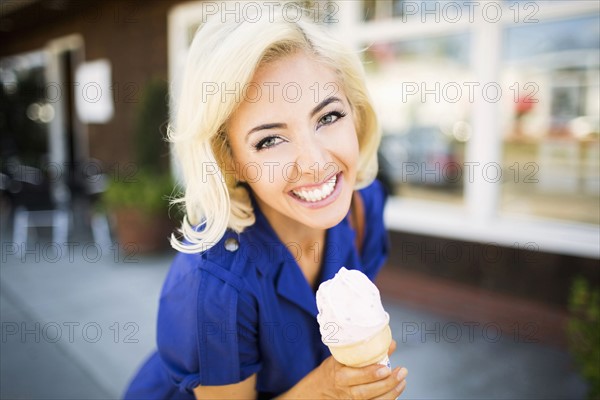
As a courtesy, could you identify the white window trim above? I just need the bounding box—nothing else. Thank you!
[335,0,600,259]
[385,197,600,259]
[167,1,600,259]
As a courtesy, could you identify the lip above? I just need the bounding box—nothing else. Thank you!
[288,172,343,209]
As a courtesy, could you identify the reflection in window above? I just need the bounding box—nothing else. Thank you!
[363,0,406,21]
[501,15,600,224]
[505,16,600,60]
[362,0,488,22]
[363,34,470,204]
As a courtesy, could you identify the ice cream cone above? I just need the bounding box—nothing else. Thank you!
[316,267,393,368]
[328,324,392,367]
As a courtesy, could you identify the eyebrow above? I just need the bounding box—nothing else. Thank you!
[245,96,344,139]
[310,96,342,118]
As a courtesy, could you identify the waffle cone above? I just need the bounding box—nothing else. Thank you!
[328,324,392,367]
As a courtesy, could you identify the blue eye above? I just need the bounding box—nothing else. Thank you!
[318,110,347,128]
[254,136,283,151]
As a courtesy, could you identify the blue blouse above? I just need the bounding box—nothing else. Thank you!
[124,180,389,399]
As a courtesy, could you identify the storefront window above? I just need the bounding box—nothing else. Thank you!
[363,0,485,22]
[500,15,600,224]
[363,34,470,204]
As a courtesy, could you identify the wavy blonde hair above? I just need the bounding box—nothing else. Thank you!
[169,8,381,253]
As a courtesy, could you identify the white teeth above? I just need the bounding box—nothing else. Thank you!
[292,175,337,202]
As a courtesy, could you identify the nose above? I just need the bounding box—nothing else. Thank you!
[293,131,331,183]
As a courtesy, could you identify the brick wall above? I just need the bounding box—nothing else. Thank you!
[0,0,184,171]
[386,230,599,308]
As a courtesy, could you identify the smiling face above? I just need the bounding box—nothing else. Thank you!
[226,52,360,233]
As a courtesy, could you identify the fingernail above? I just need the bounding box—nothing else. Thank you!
[376,367,390,378]
[396,368,407,380]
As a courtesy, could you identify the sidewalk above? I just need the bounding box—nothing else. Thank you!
[0,238,589,399]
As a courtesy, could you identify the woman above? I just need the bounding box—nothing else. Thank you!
[125,5,408,399]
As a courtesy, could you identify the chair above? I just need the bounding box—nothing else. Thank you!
[80,159,112,249]
[3,163,70,245]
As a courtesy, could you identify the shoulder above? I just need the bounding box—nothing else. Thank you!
[355,179,390,277]
[156,231,263,388]
[162,232,243,296]
[157,230,262,345]
[161,230,258,300]
[358,179,388,213]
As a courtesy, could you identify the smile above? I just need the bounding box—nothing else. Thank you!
[289,173,342,205]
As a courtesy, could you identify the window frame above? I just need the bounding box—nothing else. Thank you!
[332,0,599,258]
[167,1,600,258]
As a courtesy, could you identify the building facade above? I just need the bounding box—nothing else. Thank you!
[1,1,598,333]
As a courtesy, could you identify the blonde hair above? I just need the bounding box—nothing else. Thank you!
[169,7,381,253]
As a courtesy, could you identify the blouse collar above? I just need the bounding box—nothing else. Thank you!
[244,190,360,317]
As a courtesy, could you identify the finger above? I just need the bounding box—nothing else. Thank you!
[336,364,394,387]
[372,379,407,400]
[348,368,406,399]
[387,339,397,356]
[372,369,407,400]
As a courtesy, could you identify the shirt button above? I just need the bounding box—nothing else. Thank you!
[224,238,239,252]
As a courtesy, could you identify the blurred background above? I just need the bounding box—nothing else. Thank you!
[0,0,598,399]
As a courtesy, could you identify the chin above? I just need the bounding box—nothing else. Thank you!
[305,195,353,229]
[309,213,347,230]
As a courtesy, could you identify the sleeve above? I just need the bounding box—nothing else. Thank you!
[359,179,390,281]
[156,255,261,393]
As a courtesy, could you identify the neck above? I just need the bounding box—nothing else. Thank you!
[271,213,325,253]
[254,197,327,286]
[252,195,324,247]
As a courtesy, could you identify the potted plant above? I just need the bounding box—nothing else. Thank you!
[568,276,600,399]
[103,78,177,254]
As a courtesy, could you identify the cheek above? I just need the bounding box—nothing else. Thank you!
[345,120,361,162]
[349,130,360,159]
[227,135,263,180]
[234,151,292,191]
[328,123,360,164]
